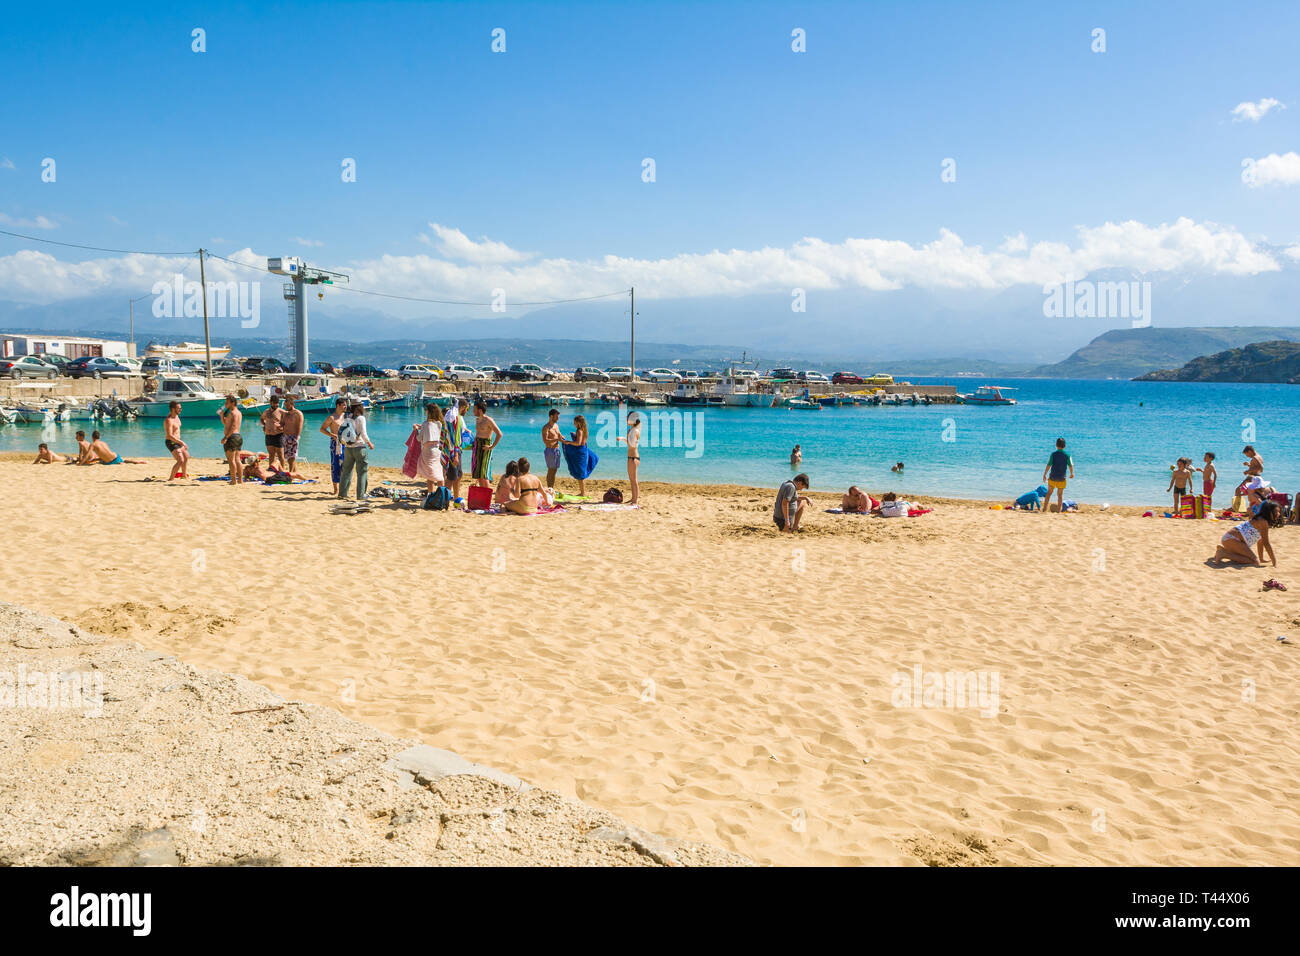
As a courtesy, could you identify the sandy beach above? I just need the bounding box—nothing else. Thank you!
[4,452,1299,866]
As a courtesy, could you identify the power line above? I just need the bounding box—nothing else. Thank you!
[0,228,195,257]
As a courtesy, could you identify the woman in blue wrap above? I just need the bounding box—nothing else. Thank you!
[561,414,598,497]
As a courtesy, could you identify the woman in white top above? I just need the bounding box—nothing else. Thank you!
[338,402,374,500]
[415,403,446,492]
[617,411,641,505]
[1212,501,1278,567]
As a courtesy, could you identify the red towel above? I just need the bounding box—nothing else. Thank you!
[402,430,420,478]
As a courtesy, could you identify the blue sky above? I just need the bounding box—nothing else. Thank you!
[2,0,1299,320]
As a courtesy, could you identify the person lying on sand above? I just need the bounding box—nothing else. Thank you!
[774,473,810,531]
[503,457,546,515]
[1211,502,1278,567]
[877,491,910,517]
[88,431,145,465]
[241,455,307,484]
[33,443,66,464]
[841,485,871,513]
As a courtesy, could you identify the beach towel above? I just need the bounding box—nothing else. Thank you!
[562,442,598,480]
[402,430,420,479]
[575,502,640,511]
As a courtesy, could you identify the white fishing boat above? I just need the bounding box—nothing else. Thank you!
[959,385,1018,406]
[712,368,776,407]
[128,373,226,418]
[241,374,347,414]
[0,407,17,425]
[144,341,232,360]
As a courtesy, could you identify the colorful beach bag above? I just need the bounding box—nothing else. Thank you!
[1178,495,1197,518]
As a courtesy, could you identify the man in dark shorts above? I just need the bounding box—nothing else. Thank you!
[774,473,810,532]
[219,394,244,484]
[281,394,304,472]
[261,394,285,469]
[163,400,189,479]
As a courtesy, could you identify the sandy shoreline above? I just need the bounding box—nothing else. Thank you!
[3,454,1298,865]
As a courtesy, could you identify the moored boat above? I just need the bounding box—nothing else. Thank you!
[128,373,226,418]
[959,385,1018,406]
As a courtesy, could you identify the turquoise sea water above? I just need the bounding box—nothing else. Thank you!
[5,378,1296,506]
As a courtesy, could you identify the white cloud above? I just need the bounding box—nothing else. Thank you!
[423,223,534,264]
[1284,245,1300,261]
[1245,151,1300,187]
[0,220,1282,313]
[0,158,14,170]
[1232,97,1285,122]
[292,236,325,247]
[0,212,57,230]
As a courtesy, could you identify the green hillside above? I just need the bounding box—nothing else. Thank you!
[1034,327,1300,379]
[1135,340,1300,383]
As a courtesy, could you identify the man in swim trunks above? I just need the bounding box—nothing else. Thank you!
[88,431,143,465]
[471,399,501,487]
[1041,437,1074,515]
[281,394,304,472]
[163,400,190,479]
[504,456,547,514]
[542,408,563,487]
[261,395,285,469]
[219,394,244,484]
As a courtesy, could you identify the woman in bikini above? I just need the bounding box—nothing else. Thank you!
[617,412,641,505]
[1212,501,1278,567]
[504,457,546,514]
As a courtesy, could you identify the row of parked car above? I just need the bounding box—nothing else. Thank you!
[2,351,874,386]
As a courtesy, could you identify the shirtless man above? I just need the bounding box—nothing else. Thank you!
[261,395,285,470]
[88,431,144,465]
[471,400,502,488]
[504,456,547,514]
[841,485,871,513]
[163,400,190,479]
[74,430,93,465]
[320,397,347,495]
[541,408,563,488]
[281,394,304,472]
[33,443,66,463]
[219,395,244,484]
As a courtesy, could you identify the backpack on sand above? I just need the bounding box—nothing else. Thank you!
[423,486,451,511]
[602,488,624,504]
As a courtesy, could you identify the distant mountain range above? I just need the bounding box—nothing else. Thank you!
[1032,327,1300,379]
[1134,340,1300,384]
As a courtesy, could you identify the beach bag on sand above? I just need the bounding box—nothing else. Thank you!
[423,486,450,511]
[1179,495,1196,518]
[602,488,624,504]
[467,485,493,511]
[1193,495,1210,519]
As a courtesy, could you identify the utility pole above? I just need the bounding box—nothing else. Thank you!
[128,292,151,359]
[629,286,635,393]
[199,248,213,389]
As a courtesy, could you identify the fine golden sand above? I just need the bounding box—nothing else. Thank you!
[4,454,1299,866]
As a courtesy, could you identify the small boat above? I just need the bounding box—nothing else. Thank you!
[666,383,708,406]
[959,385,1018,406]
[785,398,821,410]
[145,341,232,360]
[129,373,226,418]
[711,367,776,407]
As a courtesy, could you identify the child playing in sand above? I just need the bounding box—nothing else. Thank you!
[32,443,65,464]
[1167,457,1194,510]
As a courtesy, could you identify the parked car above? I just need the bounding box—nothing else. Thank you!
[40,353,70,370]
[398,364,440,380]
[798,370,830,383]
[241,356,290,374]
[768,367,798,381]
[477,365,502,379]
[680,370,701,381]
[313,361,336,375]
[212,358,244,374]
[573,366,611,382]
[442,363,487,382]
[831,371,865,385]
[341,363,391,379]
[732,369,760,381]
[605,366,634,382]
[0,355,58,379]
[502,363,557,382]
[641,367,682,383]
[64,356,136,379]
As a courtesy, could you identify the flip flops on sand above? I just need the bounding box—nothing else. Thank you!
[329,500,373,515]
[1262,579,1287,591]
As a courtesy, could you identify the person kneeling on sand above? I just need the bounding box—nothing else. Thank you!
[841,485,872,513]
[1211,501,1278,568]
[504,457,547,515]
[775,473,810,531]
[33,443,66,464]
